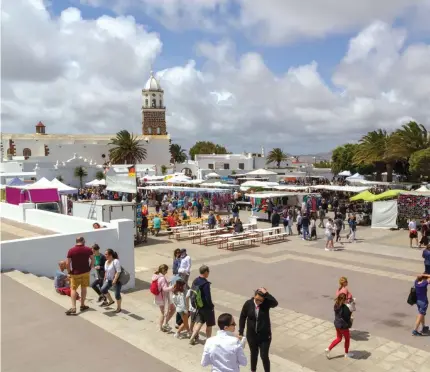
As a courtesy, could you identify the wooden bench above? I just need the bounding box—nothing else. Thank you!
[226,238,256,251]
[201,234,222,246]
[262,232,289,244]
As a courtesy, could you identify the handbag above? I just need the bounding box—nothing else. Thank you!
[118,267,131,286]
[346,299,356,312]
[407,287,417,306]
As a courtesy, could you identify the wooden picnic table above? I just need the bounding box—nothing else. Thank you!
[192,228,226,244]
[254,226,283,242]
[216,231,259,249]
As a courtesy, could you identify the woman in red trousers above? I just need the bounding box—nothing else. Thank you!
[325,293,354,359]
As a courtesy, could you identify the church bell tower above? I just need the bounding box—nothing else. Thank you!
[142,71,167,135]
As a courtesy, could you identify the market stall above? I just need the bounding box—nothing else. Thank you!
[398,191,430,220]
[245,191,320,220]
[139,185,233,212]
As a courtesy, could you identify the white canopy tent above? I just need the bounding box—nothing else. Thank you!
[200,182,238,188]
[25,177,55,189]
[245,169,277,176]
[51,178,78,194]
[86,179,106,186]
[338,170,352,176]
[346,173,365,182]
[416,185,430,193]
[275,185,309,191]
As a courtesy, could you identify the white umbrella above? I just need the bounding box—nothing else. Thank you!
[206,172,221,179]
[245,169,277,176]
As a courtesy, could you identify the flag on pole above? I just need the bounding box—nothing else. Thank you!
[128,165,136,178]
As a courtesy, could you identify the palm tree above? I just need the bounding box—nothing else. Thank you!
[95,171,105,180]
[56,175,64,182]
[353,129,396,181]
[266,148,288,168]
[170,143,187,164]
[74,166,88,188]
[391,121,430,159]
[108,130,147,164]
[161,165,167,175]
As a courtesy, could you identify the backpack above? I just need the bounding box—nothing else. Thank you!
[189,282,204,309]
[150,278,160,296]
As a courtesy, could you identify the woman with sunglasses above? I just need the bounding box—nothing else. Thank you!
[201,313,247,371]
[239,288,278,372]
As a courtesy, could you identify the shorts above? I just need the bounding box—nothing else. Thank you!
[425,265,430,275]
[409,231,418,239]
[232,212,239,218]
[70,273,90,290]
[417,300,428,315]
[326,233,333,241]
[194,308,216,327]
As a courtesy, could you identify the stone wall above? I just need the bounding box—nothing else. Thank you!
[142,110,167,135]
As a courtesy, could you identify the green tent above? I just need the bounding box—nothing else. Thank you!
[372,189,405,201]
[350,190,376,202]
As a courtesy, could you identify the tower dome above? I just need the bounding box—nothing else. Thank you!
[144,71,162,91]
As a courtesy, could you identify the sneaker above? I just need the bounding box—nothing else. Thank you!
[189,338,196,345]
[325,248,330,251]
[345,352,354,358]
[422,326,429,333]
[173,332,180,339]
[325,348,330,359]
[412,330,423,336]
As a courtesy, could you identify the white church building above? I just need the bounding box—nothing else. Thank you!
[1,72,172,186]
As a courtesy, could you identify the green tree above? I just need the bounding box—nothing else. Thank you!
[391,121,429,159]
[313,160,332,168]
[189,141,228,160]
[161,165,168,175]
[170,143,187,164]
[353,129,397,181]
[74,166,88,188]
[56,175,64,182]
[409,148,430,178]
[331,144,374,175]
[266,148,288,168]
[108,130,147,164]
[95,171,106,180]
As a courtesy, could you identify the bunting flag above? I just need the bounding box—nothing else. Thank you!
[128,165,136,178]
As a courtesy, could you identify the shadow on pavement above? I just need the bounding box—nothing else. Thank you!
[350,330,370,341]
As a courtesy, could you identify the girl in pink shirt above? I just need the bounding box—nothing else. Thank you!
[336,277,353,304]
[152,264,175,332]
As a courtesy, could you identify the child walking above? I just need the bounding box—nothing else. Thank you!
[172,279,190,339]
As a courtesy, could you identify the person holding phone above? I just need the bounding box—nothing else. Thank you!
[239,288,278,372]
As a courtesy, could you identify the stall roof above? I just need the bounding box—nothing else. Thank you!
[275,185,309,191]
[400,190,430,196]
[245,169,277,176]
[350,190,376,202]
[245,191,320,199]
[309,185,370,193]
[372,189,405,201]
[138,185,231,193]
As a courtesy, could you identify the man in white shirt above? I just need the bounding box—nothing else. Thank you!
[201,313,247,372]
[178,249,191,285]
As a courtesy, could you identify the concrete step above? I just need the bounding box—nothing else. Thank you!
[4,270,307,372]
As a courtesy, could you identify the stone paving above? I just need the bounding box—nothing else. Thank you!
[3,212,430,372]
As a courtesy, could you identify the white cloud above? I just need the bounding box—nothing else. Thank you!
[1,0,430,154]
[83,0,429,45]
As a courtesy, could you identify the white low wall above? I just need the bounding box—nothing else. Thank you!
[25,209,110,233]
[1,218,135,290]
[0,202,26,222]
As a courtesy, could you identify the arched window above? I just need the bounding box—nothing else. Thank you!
[148,127,152,134]
[152,99,156,108]
[157,127,161,135]
[23,148,32,158]
[145,99,148,107]
[160,100,163,107]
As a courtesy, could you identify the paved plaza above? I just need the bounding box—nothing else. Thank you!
[3,212,430,372]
